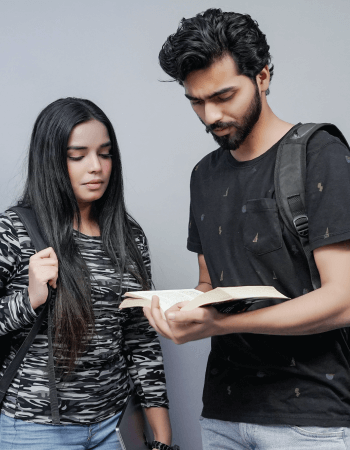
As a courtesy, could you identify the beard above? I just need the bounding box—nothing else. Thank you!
[204,84,262,151]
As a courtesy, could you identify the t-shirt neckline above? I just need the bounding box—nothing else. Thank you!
[225,123,301,168]
[73,229,102,240]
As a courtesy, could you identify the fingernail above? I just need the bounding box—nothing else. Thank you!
[168,313,175,320]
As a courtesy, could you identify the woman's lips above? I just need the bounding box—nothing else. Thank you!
[83,180,103,189]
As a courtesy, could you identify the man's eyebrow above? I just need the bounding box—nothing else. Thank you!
[185,86,237,101]
[67,141,112,150]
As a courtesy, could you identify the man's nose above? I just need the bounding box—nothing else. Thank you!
[203,103,223,126]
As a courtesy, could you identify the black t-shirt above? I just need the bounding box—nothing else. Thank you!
[187,127,350,426]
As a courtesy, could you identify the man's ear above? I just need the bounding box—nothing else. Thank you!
[256,65,270,94]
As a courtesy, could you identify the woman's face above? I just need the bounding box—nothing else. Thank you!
[67,119,113,207]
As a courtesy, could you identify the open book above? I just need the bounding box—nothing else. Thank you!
[119,286,289,315]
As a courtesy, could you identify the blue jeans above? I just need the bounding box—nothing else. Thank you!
[200,416,350,450]
[0,412,122,450]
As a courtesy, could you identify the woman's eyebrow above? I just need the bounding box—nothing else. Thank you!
[67,141,111,150]
[67,145,87,150]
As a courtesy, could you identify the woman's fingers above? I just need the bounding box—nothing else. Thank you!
[28,247,59,308]
[31,247,58,260]
[32,258,58,267]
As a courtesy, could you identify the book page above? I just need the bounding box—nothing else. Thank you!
[181,286,288,311]
[119,298,151,309]
[219,286,289,300]
[124,289,202,312]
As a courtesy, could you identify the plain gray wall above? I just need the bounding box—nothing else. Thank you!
[0,1,349,449]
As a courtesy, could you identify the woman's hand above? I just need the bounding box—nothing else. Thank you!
[28,247,58,309]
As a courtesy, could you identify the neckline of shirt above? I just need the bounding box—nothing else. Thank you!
[225,124,300,169]
[73,229,102,241]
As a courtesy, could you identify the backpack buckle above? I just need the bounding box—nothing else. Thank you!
[293,214,309,237]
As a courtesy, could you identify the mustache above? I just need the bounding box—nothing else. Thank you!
[205,121,239,134]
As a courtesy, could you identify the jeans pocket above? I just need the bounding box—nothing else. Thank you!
[290,425,344,438]
[243,198,282,255]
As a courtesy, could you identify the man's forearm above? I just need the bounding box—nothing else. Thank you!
[217,283,350,336]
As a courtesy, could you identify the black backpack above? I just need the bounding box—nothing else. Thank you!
[0,206,60,424]
[274,123,350,289]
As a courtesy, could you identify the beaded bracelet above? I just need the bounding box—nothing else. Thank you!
[150,440,180,450]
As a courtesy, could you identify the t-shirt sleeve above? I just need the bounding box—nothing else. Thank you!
[122,227,168,408]
[306,131,350,251]
[187,165,204,254]
[0,212,38,336]
[187,202,203,253]
[122,308,169,408]
[135,228,152,285]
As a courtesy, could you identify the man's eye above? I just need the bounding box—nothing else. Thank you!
[217,95,234,102]
[191,100,203,106]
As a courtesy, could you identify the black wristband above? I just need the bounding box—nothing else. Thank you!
[151,441,180,450]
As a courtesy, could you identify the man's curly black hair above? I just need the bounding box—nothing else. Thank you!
[159,8,274,94]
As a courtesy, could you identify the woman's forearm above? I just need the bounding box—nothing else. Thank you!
[143,406,172,446]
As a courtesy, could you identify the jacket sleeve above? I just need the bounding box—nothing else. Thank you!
[122,229,169,408]
[0,212,37,336]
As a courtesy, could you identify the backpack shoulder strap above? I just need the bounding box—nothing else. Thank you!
[8,206,47,251]
[274,123,349,290]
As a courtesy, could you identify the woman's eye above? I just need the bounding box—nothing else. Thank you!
[100,153,112,159]
[67,155,84,161]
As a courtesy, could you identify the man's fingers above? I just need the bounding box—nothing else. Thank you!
[151,295,161,309]
[166,308,205,323]
[143,306,161,333]
[143,296,174,340]
[144,306,172,339]
[166,301,190,312]
[151,295,167,320]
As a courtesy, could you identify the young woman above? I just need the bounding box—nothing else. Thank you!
[0,98,173,450]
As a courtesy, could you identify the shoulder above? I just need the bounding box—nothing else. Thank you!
[1,209,32,244]
[0,210,24,262]
[0,209,23,238]
[305,129,350,179]
[0,209,35,256]
[190,147,226,181]
[307,129,349,158]
[128,216,149,251]
[132,224,150,263]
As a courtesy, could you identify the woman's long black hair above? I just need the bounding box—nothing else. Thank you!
[21,97,150,372]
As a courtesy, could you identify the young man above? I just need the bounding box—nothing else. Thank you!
[144,8,350,449]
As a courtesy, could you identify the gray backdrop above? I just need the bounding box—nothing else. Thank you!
[0,1,349,449]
